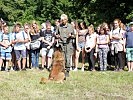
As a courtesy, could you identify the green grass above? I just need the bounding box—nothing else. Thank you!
[0,69,133,100]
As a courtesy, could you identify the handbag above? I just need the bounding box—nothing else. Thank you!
[30,40,41,50]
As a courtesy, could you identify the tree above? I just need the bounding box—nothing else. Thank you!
[0,0,132,25]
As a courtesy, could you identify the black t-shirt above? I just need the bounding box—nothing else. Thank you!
[40,30,54,48]
[30,33,40,41]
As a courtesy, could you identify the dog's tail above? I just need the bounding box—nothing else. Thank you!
[40,77,49,84]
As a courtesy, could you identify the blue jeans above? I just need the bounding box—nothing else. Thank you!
[31,49,40,68]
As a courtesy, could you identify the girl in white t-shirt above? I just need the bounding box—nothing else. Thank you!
[110,19,125,71]
[85,25,97,71]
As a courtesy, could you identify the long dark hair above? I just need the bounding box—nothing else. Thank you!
[99,24,107,35]
[79,21,87,30]
[72,20,79,30]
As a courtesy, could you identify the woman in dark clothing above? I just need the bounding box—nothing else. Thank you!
[30,21,41,69]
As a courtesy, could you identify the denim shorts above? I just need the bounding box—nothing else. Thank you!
[42,48,54,58]
[0,51,11,60]
[78,42,85,49]
[126,48,133,61]
[14,50,27,60]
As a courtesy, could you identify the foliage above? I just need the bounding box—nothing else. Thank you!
[0,0,132,26]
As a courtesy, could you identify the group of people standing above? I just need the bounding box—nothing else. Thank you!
[73,18,133,72]
[0,14,133,72]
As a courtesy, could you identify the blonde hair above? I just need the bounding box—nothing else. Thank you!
[30,21,40,34]
[114,18,122,27]
[24,23,30,28]
[102,22,108,28]
[88,24,94,33]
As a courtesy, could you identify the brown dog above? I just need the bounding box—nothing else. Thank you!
[40,47,66,84]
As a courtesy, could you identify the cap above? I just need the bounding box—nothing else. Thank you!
[60,14,68,20]
[129,22,133,26]
[41,23,46,29]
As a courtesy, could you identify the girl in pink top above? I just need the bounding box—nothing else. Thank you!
[96,25,109,71]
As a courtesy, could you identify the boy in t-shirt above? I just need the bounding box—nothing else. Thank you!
[40,22,55,70]
[124,22,133,72]
[12,23,29,71]
[0,25,13,71]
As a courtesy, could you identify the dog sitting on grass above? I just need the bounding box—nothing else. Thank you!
[40,45,66,84]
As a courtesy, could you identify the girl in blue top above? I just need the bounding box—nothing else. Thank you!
[0,25,13,71]
[124,22,133,72]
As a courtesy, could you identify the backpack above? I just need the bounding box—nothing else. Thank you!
[1,33,11,42]
[15,31,30,50]
[22,31,30,50]
[0,33,12,52]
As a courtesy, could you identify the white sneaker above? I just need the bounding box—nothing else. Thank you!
[81,67,84,71]
[73,68,77,71]
[70,67,73,71]
[10,67,14,71]
[5,68,9,72]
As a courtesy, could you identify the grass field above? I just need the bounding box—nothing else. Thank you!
[0,68,133,100]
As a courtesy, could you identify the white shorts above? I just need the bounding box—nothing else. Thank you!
[41,48,54,58]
